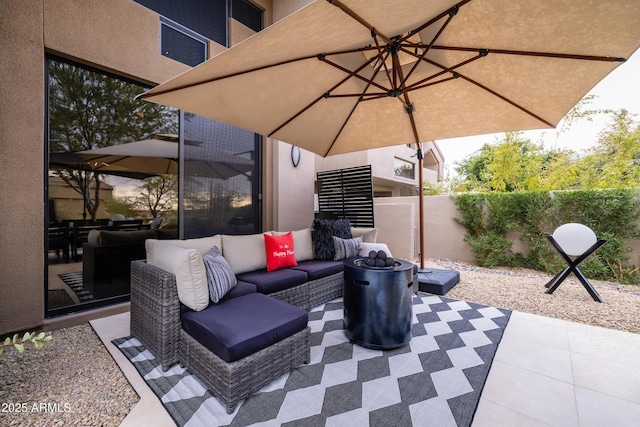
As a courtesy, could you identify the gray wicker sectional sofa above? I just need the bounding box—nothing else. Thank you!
[130,225,380,413]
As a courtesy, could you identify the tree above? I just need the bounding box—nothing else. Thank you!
[455,132,547,192]
[130,175,178,220]
[452,95,629,193]
[577,109,640,189]
[48,59,177,220]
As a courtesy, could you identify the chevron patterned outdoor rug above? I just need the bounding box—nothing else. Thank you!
[58,271,94,302]
[114,294,510,426]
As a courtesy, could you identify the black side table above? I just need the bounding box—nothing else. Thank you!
[343,258,414,349]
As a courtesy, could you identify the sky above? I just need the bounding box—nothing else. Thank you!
[436,49,640,177]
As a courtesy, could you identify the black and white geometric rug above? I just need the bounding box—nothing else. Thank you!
[114,294,511,427]
[58,271,94,301]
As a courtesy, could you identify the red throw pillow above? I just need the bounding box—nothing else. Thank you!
[264,232,297,272]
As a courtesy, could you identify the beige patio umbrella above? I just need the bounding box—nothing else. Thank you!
[138,0,640,268]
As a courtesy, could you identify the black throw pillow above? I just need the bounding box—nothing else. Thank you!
[311,218,352,260]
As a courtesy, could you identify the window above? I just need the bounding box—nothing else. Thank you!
[231,0,263,32]
[135,0,265,56]
[394,158,415,180]
[46,56,178,316]
[134,0,227,46]
[181,113,261,238]
[160,17,208,66]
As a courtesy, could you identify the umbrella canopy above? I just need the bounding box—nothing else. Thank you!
[139,0,640,155]
[76,134,254,179]
[77,134,179,175]
[138,0,640,266]
[50,152,158,180]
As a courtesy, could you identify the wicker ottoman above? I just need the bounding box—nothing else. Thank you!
[180,293,311,413]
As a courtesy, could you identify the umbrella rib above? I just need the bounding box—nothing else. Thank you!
[459,74,555,127]
[326,0,393,45]
[402,3,459,86]
[372,34,395,89]
[401,49,485,91]
[430,46,627,63]
[323,60,389,156]
[401,49,555,127]
[393,55,421,144]
[322,97,362,157]
[400,0,474,43]
[268,54,381,137]
[320,56,390,92]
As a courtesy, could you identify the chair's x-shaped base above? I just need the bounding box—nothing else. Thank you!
[544,234,606,303]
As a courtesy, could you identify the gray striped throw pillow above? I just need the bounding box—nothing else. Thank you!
[202,245,237,303]
[332,235,363,260]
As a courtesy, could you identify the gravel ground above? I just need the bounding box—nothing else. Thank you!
[0,260,637,426]
[0,324,138,427]
[428,258,640,334]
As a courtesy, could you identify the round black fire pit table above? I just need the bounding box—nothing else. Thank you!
[343,257,414,349]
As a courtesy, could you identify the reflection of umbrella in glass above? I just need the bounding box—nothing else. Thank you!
[50,152,157,180]
[138,0,640,267]
[77,134,179,175]
[76,134,254,179]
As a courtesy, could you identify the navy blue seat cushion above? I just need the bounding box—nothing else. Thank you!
[236,268,308,295]
[290,260,344,281]
[182,293,308,363]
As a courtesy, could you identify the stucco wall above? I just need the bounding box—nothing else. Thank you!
[43,0,189,85]
[272,140,316,231]
[0,0,46,335]
[374,195,475,264]
[374,203,415,261]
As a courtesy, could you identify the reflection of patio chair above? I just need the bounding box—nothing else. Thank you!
[48,222,70,262]
[544,223,606,302]
[109,219,143,231]
[72,221,107,260]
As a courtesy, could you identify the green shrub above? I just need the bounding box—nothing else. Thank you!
[453,189,640,284]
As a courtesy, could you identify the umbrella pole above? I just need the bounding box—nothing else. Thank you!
[417,145,425,270]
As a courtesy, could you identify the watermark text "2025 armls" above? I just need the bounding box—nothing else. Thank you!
[2,402,72,413]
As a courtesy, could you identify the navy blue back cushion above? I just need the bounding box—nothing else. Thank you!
[236,268,308,294]
[290,260,344,281]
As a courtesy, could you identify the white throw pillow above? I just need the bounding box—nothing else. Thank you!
[359,242,393,258]
[273,228,313,262]
[145,234,222,265]
[152,244,209,311]
[351,227,379,243]
[221,233,272,274]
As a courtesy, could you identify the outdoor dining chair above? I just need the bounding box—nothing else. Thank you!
[544,223,606,302]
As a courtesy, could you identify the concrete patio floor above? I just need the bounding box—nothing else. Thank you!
[91,305,640,427]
